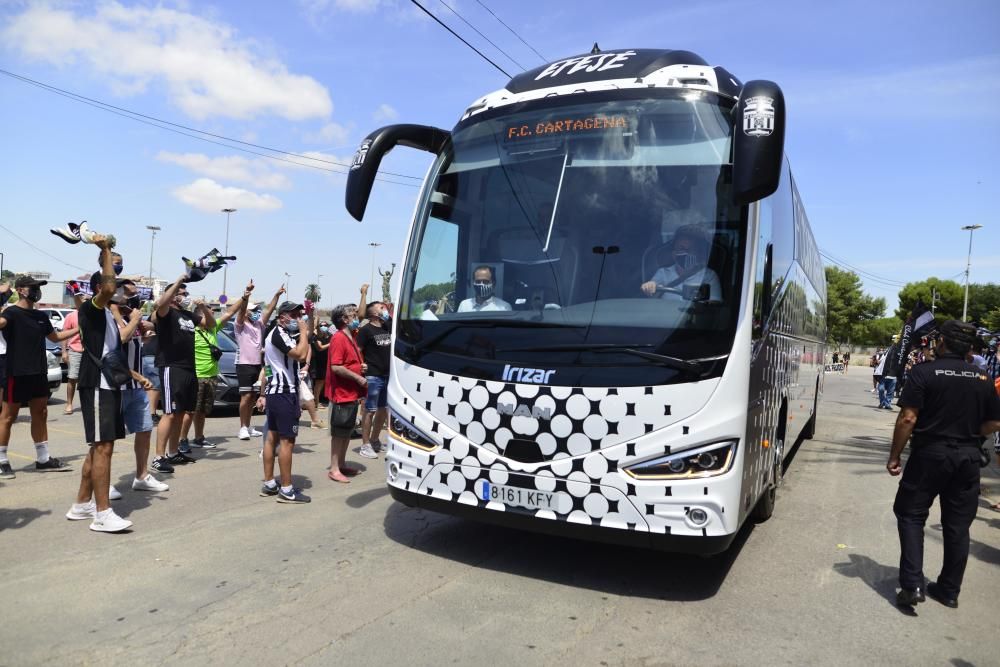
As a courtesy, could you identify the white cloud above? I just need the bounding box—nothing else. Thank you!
[172,178,283,212]
[275,150,356,173]
[299,0,386,15]
[372,103,399,123]
[157,152,292,190]
[2,3,333,121]
[305,121,351,145]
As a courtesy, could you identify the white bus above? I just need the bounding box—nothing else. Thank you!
[346,48,826,553]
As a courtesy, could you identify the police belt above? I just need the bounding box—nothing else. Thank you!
[911,435,981,449]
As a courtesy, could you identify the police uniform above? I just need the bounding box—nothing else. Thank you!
[893,341,1000,604]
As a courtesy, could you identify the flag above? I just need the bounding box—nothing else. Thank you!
[885,300,935,378]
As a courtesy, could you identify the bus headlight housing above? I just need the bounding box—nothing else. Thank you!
[388,409,438,451]
[624,440,737,480]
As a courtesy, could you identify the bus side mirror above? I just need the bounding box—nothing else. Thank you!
[732,80,785,206]
[345,124,451,221]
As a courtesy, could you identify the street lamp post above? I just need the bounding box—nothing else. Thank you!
[960,224,983,322]
[284,272,291,300]
[145,225,160,287]
[368,242,381,293]
[221,208,237,298]
[317,274,324,310]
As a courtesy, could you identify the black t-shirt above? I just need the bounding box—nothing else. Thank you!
[898,354,1000,446]
[356,323,391,377]
[154,307,201,369]
[309,334,329,379]
[2,305,54,376]
[77,300,122,390]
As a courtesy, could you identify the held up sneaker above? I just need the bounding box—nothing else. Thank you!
[90,508,132,533]
[66,500,97,520]
[132,474,169,492]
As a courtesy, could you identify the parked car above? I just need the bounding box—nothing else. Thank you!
[45,339,69,382]
[39,307,75,332]
[45,349,62,398]
[213,331,240,408]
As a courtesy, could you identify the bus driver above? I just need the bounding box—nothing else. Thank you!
[640,225,722,302]
[457,265,511,313]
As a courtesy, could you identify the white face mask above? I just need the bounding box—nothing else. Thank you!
[179,298,192,309]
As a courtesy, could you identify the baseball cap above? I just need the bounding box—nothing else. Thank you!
[276,301,303,315]
[247,301,261,311]
[14,275,47,288]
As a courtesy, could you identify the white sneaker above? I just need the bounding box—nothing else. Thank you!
[249,426,263,437]
[90,508,132,533]
[66,500,96,521]
[109,486,122,501]
[359,443,378,459]
[238,426,250,440]
[132,474,169,492]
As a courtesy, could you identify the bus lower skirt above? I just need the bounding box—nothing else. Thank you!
[389,485,737,555]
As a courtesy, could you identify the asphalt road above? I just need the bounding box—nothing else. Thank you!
[2,371,998,667]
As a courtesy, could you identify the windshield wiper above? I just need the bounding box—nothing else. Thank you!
[499,343,722,378]
[403,319,584,359]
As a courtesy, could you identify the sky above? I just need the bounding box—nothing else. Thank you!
[1,0,998,313]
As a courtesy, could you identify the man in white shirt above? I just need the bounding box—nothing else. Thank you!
[640,226,722,302]
[457,265,511,313]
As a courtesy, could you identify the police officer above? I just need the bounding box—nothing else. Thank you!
[888,320,1000,608]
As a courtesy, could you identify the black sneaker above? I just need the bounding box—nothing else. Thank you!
[259,483,279,497]
[168,451,197,465]
[277,487,311,504]
[191,437,217,450]
[0,462,14,479]
[178,439,191,454]
[150,457,174,474]
[35,457,70,472]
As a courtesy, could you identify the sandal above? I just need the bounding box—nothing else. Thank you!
[63,407,73,415]
[328,470,351,484]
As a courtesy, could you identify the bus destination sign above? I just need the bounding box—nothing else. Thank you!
[505,115,629,141]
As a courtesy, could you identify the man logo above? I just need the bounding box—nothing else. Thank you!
[497,401,553,420]
[501,364,555,384]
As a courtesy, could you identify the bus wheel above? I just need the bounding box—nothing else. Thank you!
[752,436,783,522]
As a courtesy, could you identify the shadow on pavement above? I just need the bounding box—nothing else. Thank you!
[0,507,53,531]
[346,486,389,509]
[832,553,915,616]
[110,472,170,519]
[382,503,753,601]
[928,523,1000,566]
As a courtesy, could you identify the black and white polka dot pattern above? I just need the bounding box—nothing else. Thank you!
[389,366,727,537]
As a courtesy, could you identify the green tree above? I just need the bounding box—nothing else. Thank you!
[304,283,321,303]
[856,316,903,346]
[895,278,963,321]
[412,279,456,304]
[966,283,1000,325]
[825,266,886,344]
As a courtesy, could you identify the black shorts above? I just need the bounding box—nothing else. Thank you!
[79,387,125,445]
[160,366,198,414]
[236,364,262,394]
[0,356,7,393]
[329,401,359,438]
[265,392,300,440]
[6,374,49,404]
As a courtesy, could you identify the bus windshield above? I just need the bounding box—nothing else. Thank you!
[398,92,746,386]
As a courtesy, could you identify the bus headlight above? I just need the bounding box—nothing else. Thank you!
[388,409,438,451]
[624,441,737,480]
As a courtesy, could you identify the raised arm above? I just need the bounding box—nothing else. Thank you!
[156,275,187,318]
[359,283,369,311]
[220,281,252,328]
[235,279,253,326]
[117,306,144,342]
[287,317,312,362]
[91,236,117,309]
[260,284,284,325]
[195,301,217,332]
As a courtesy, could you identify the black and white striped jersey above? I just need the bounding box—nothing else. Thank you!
[264,326,299,395]
[123,335,143,390]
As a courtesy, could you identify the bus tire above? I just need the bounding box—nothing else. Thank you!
[751,437,783,522]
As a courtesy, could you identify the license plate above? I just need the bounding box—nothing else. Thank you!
[478,480,558,511]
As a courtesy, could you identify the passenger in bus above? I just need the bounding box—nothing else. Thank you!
[640,225,722,302]
[457,265,511,312]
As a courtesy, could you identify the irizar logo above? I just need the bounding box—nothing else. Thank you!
[351,139,372,170]
[497,401,553,420]
[502,364,555,384]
